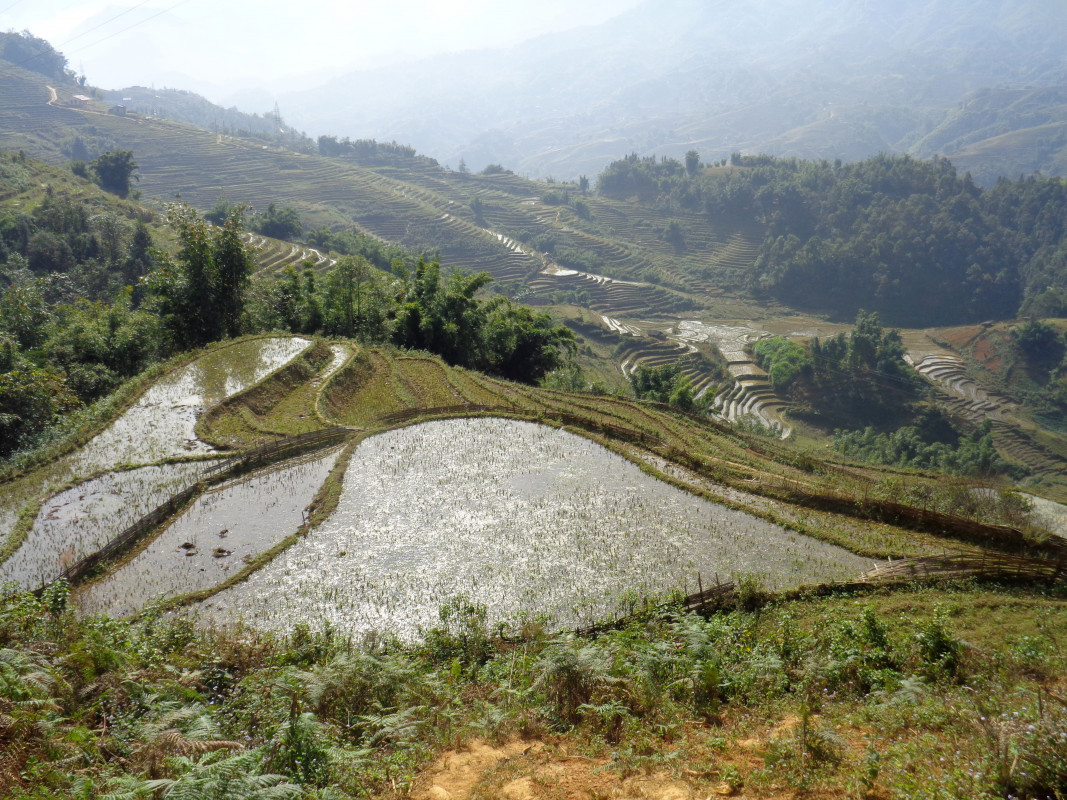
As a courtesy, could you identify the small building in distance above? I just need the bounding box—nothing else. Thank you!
[71,94,91,107]
[108,105,126,116]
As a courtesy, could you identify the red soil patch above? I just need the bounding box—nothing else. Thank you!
[937,326,983,350]
[972,334,1003,373]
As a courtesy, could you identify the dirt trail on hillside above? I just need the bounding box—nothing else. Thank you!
[407,737,836,800]
[411,740,715,800]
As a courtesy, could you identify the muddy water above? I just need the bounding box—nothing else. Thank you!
[0,462,205,590]
[1025,494,1067,539]
[78,446,342,617]
[199,418,872,639]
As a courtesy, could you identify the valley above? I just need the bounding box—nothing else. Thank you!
[3,15,1067,798]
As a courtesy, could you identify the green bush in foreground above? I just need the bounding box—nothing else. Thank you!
[1,580,1065,799]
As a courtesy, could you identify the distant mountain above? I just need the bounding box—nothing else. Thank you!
[911,86,1067,183]
[278,0,1067,182]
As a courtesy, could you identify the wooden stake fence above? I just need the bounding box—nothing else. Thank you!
[573,552,1067,637]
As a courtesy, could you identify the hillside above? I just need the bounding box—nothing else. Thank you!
[911,86,1067,184]
[277,0,1067,183]
[3,333,1067,798]
[4,18,1067,800]
[5,44,1067,496]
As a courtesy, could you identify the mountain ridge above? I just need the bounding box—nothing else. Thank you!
[277,0,1067,181]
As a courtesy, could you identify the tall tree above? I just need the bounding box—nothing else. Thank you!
[91,150,139,198]
[146,203,253,347]
[685,150,700,177]
[211,206,255,338]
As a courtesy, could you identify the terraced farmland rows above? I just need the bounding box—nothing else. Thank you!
[241,233,334,273]
[615,337,722,398]
[991,424,1067,483]
[712,378,789,434]
[527,269,686,316]
[905,352,1012,422]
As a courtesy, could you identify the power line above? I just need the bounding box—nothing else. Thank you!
[58,0,155,49]
[0,1,28,16]
[3,0,195,74]
[63,0,196,59]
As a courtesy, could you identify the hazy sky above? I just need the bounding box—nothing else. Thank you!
[2,0,643,106]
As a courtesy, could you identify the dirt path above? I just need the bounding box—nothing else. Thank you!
[46,85,57,105]
[411,740,721,800]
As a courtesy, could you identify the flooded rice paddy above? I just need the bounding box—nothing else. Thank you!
[1025,494,1067,539]
[0,462,206,590]
[195,419,872,639]
[78,447,342,617]
[70,337,310,472]
[0,337,310,550]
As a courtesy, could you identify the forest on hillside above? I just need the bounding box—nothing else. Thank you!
[598,153,1067,326]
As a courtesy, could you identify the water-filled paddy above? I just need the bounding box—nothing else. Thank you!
[0,462,206,590]
[78,446,342,616]
[0,337,311,550]
[1025,494,1067,538]
[197,419,873,639]
[70,336,310,472]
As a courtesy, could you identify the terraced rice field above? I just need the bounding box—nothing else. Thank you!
[0,462,205,591]
[616,337,724,400]
[0,337,312,580]
[242,233,335,273]
[69,337,311,471]
[193,419,872,638]
[901,343,1067,488]
[904,351,1011,422]
[78,446,343,617]
[1025,494,1067,538]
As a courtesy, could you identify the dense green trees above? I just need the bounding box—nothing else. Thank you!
[1014,319,1062,362]
[42,293,164,401]
[247,254,575,383]
[801,312,921,424]
[391,258,575,381]
[631,362,699,411]
[316,136,435,168]
[0,340,81,456]
[753,313,921,426]
[752,337,810,392]
[834,418,1007,476]
[0,184,169,456]
[597,152,1067,326]
[0,31,72,81]
[145,202,255,347]
[322,256,388,340]
[255,202,303,240]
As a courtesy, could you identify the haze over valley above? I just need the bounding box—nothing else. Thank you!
[3,3,1067,798]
